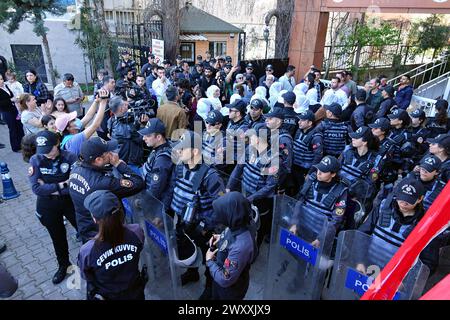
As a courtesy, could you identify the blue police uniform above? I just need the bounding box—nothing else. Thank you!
[423,158,450,211]
[69,138,144,243]
[202,130,226,168]
[28,134,78,272]
[295,172,348,237]
[375,97,397,119]
[78,224,145,300]
[243,114,265,131]
[292,126,323,189]
[316,119,349,158]
[78,190,146,300]
[339,147,378,193]
[207,192,256,300]
[142,141,173,208]
[226,117,248,167]
[282,108,299,137]
[169,163,225,229]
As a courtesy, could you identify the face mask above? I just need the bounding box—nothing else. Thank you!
[74,118,83,130]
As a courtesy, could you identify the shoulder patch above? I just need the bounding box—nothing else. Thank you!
[336,200,346,208]
[120,179,133,188]
[335,208,345,216]
[28,166,34,176]
[152,174,159,182]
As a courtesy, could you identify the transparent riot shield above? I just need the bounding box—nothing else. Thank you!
[326,230,430,300]
[263,195,336,300]
[139,192,181,299]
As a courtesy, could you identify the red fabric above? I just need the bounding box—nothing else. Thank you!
[361,183,450,300]
[420,275,450,300]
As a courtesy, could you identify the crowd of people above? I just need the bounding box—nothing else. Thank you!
[0,49,449,300]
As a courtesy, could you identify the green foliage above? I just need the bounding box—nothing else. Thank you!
[0,0,65,34]
[408,14,450,57]
[73,4,112,78]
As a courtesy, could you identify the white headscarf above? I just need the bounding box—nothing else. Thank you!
[269,82,282,108]
[230,94,242,105]
[294,94,309,114]
[206,85,222,110]
[196,98,212,120]
[277,90,288,104]
[251,86,269,107]
[294,83,308,96]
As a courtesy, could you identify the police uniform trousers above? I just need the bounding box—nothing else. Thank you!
[253,197,274,248]
[36,195,78,267]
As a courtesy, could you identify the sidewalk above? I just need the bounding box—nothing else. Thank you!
[0,123,266,300]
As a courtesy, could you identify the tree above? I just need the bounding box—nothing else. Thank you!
[90,0,113,74]
[0,0,66,87]
[408,14,450,60]
[74,0,113,77]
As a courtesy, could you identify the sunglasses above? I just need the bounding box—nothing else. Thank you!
[266,69,273,72]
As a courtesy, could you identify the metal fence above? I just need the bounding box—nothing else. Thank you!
[323,44,422,72]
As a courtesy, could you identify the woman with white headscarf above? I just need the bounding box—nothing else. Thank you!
[251,86,270,114]
[304,74,320,113]
[268,82,282,109]
[206,85,222,111]
[294,93,309,114]
[190,98,212,131]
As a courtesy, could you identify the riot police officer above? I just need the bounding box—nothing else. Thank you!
[107,96,147,169]
[224,99,248,175]
[28,130,78,284]
[408,154,441,211]
[424,134,450,211]
[265,108,293,187]
[78,190,147,300]
[292,110,323,194]
[281,91,300,137]
[227,123,286,247]
[202,110,226,168]
[69,137,145,243]
[168,130,225,299]
[243,98,265,131]
[388,109,412,175]
[292,156,348,238]
[139,118,174,208]
[205,192,257,300]
[408,109,431,165]
[340,126,380,225]
[315,103,349,158]
[359,177,427,266]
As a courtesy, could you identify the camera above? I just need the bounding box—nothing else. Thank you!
[96,89,111,100]
[119,99,156,124]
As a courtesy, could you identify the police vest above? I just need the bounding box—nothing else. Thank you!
[339,148,377,185]
[202,132,224,166]
[243,150,277,195]
[293,128,318,168]
[170,164,217,223]
[226,119,247,163]
[142,144,172,186]
[422,160,450,210]
[372,195,420,262]
[301,175,347,222]
[87,227,143,297]
[322,120,348,156]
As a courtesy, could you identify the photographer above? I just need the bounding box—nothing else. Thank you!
[129,74,157,117]
[115,69,136,100]
[107,96,147,168]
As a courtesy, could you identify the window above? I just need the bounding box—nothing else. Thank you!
[11,45,47,83]
[180,42,195,62]
[209,42,227,57]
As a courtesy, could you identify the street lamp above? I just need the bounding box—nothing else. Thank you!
[263,26,270,59]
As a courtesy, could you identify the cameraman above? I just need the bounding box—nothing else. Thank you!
[115,69,136,100]
[107,96,147,168]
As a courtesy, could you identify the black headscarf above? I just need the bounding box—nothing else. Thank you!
[212,192,251,232]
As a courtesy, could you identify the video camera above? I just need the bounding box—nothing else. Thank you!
[118,99,156,124]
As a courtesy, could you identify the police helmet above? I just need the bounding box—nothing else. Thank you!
[173,232,203,268]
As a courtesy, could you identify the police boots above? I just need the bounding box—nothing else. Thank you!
[52,264,70,285]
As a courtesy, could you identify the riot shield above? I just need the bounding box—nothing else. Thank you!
[263,195,336,300]
[326,230,430,300]
[139,192,181,299]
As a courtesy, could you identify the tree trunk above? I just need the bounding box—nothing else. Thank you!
[92,0,113,75]
[274,0,295,59]
[162,0,180,61]
[353,13,365,82]
[40,32,56,87]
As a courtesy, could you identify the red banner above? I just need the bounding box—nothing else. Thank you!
[420,274,450,300]
[361,183,450,300]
